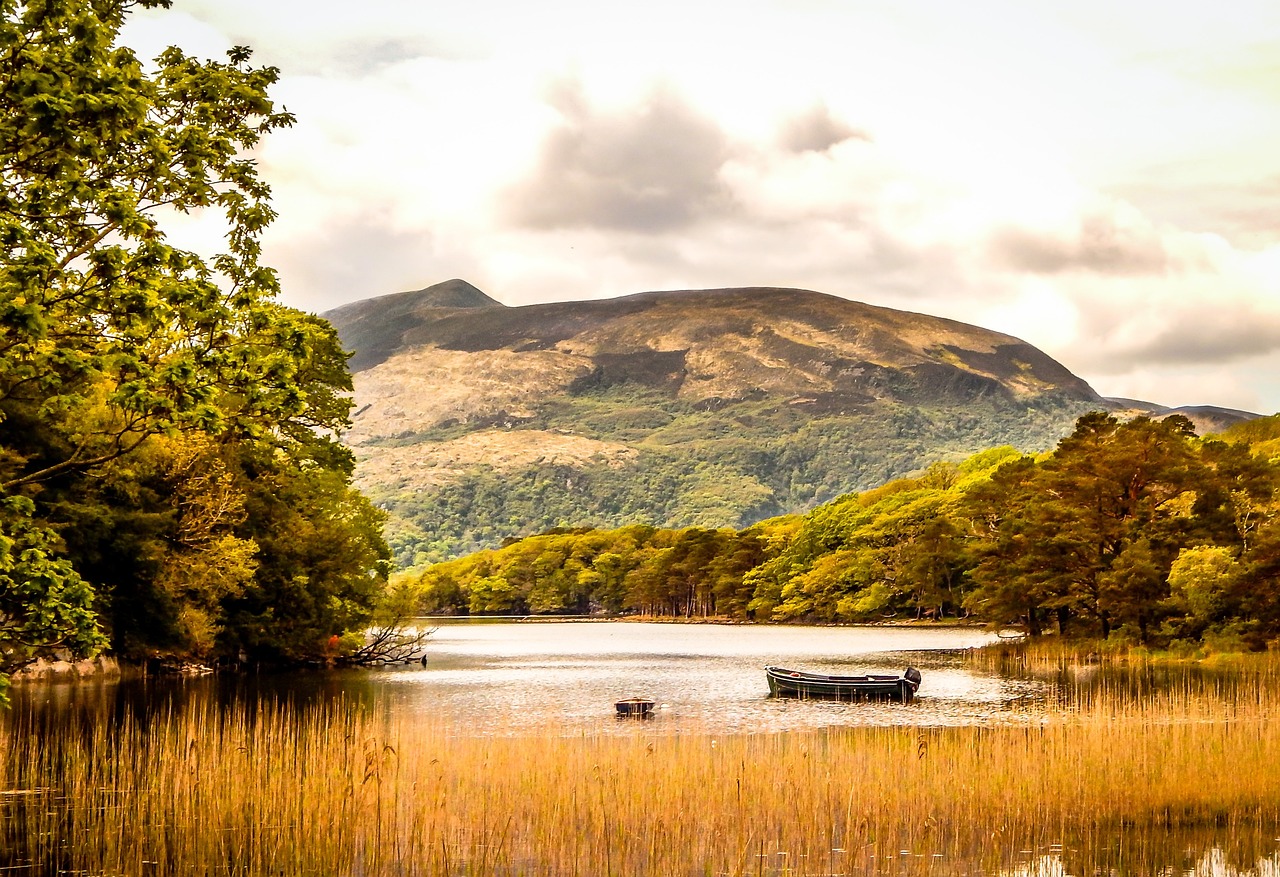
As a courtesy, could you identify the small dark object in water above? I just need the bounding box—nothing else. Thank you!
[765,666,922,703]
[615,697,655,717]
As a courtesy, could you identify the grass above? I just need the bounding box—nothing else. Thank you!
[970,634,1280,673]
[4,669,1280,875]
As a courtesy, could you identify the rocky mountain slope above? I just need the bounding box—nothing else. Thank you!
[323,281,1231,567]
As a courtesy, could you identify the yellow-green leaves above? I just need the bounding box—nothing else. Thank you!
[0,495,106,677]
[0,0,323,494]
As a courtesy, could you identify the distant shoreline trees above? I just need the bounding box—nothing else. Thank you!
[404,413,1280,651]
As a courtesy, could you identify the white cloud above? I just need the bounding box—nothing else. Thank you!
[503,83,734,233]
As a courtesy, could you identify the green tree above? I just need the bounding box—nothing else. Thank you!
[1164,545,1242,641]
[964,455,1062,637]
[469,575,521,615]
[1,0,309,489]
[0,0,388,685]
[1,495,105,676]
[965,414,1204,640]
[218,438,390,662]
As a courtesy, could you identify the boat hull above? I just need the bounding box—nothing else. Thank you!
[765,666,921,704]
[615,697,655,717]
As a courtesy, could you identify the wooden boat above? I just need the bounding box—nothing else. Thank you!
[765,666,922,703]
[615,697,655,717]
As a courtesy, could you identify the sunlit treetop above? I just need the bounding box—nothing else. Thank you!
[0,0,352,494]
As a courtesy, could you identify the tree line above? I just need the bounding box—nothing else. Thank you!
[1,0,391,701]
[405,413,1280,651]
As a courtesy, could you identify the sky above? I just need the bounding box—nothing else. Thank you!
[122,0,1280,413]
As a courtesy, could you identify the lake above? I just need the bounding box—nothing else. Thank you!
[8,621,1041,734]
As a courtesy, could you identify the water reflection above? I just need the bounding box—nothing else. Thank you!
[1192,848,1280,877]
[736,842,1280,877]
[9,621,1050,735]
[1003,846,1280,877]
[9,622,1275,737]
[380,620,1054,733]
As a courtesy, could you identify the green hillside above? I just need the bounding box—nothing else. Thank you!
[325,282,1223,567]
[371,387,1095,567]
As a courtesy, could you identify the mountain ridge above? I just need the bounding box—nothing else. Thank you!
[324,282,1256,566]
[324,279,502,372]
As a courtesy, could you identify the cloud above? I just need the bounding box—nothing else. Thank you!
[989,209,1171,276]
[1088,359,1275,413]
[778,104,869,154]
[978,279,1280,411]
[1141,310,1280,365]
[974,246,1280,412]
[327,36,478,76]
[1112,176,1280,250]
[131,1,493,76]
[1080,294,1280,369]
[504,83,734,233]
[265,212,440,313]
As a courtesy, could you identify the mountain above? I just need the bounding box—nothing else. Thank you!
[1103,399,1260,436]
[322,282,1195,567]
[323,279,501,372]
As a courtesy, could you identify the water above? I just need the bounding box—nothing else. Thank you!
[10,621,1045,734]
[382,620,1040,733]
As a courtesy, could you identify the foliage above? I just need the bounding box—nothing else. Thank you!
[0,0,390,684]
[0,495,105,676]
[407,523,777,619]
[961,414,1277,645]
[744,451,1018,623]
[218,437,391,663]
[0,0,314,492]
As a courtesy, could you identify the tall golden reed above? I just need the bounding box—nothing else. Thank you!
[3,670,1280,876]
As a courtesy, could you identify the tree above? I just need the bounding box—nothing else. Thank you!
[1,495,105,675]
[964,414,1205,640]
[1165,545,1242,641]
[1,0,313,488]
[219,436,391,662]
[0,0,388,688]
[963,456,1055,636]
[53,432,259,660]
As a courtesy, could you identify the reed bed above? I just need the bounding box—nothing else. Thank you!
[970,636,1280,675]
[3,680,1280,876]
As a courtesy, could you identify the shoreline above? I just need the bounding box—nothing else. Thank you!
[415,613,991,629]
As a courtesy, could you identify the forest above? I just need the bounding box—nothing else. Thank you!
[404,412,1280,650]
